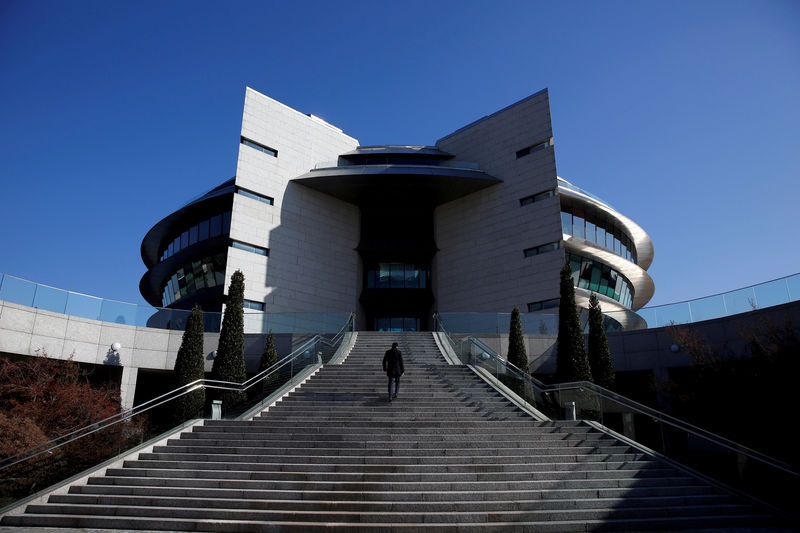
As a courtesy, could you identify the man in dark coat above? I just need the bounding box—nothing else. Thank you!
[382,342,404,402]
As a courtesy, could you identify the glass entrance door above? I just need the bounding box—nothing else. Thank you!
[373,317,421,332]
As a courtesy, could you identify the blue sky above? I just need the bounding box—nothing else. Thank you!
[1,0,798,308]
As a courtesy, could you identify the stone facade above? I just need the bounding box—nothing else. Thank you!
[435,90,563,312]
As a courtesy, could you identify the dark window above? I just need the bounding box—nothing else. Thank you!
[520,189,556,206]
[189,225,198,245]
[374,317,420,332]
[222,211,232,235]
[244,299,265,311]
[523,242,560,258]
[528,299,559,312]
[198,219,209,241]
[238,187,274,205]
[516,138,553,159]
[210,215,222,237]
[366,263,430,290]
[231,240,269,256]
[241,136,278,157]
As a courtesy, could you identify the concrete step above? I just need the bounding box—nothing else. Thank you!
[49,491,737,512]
[18,502,763,524]
[3,513,779,532]
[1,330,783,532]
[104,467,681,483]
[85,474,700,491]
[122,459,667,473]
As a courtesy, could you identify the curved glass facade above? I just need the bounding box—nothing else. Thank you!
[561,202,636,263]
[159,211,232,262]
[567,251,634,308]
[161,252,227,306]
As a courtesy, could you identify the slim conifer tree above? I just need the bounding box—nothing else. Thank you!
[211,270,247,410]
[258,330,280,397]
[587,293,615,389]
[506,306,530,398]
[507,307,529,374]
[556,260,593,383]
[173,305,206,423]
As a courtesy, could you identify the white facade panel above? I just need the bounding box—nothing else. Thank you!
[434,90,563,313]
[228,88,360,313]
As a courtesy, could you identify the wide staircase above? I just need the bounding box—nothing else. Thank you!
[1,331,786,531]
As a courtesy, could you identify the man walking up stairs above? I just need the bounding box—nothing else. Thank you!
[1,331,786,531]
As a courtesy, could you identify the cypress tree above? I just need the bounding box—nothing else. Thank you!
[211,270,247,410]
[587,293,616,389]
[506,306,530,399]
[172,305,206,424]
[556,260,593,383]
[507,307,529,374]
[258,330,280,397]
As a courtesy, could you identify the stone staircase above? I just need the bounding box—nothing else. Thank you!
[1,331,786,531]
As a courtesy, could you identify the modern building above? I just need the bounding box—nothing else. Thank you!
[140,87,654,331]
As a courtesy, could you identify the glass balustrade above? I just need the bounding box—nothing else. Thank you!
[2,270,799,335]
[0,273,352,334]
[433,315,799,514]
[0,314,354,509]
[438,272,800,334]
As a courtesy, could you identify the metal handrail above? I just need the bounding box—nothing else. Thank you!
[433,313,799,477]
[0,312,355,473]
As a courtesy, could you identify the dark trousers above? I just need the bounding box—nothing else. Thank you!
[388,376,400,397]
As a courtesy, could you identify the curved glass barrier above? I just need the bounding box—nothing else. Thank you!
[557,177,616,210]
[438,311,564,336]
[609,272,800,330]
[440,272,800,334]
[0,273,352,334]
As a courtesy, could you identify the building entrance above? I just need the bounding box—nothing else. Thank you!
[358,204,436,331]
[373,317,421,332]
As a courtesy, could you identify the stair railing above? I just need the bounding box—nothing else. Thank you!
[433,313,799,514]
[0,312,355,507]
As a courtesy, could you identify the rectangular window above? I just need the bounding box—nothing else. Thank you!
[231,240,269,256]
[189,225,198,246]
[528,298,559,312]
[210,215,222,237]
[405,266,419,289]
[198,219,209,241]
[516,138,553,159]
[377,264,390,288]
[561,211,572,234]
[237,187,274,205]
[222,211,232,235]
[585,220,596,243]
[241,136,278,157]
[596,226,606,249]
[523,241,561,258]
[519,189,556,206]
[390,263,404,288]
[244,299,265,311]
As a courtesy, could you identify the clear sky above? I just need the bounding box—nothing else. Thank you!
[1,0,798,308]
